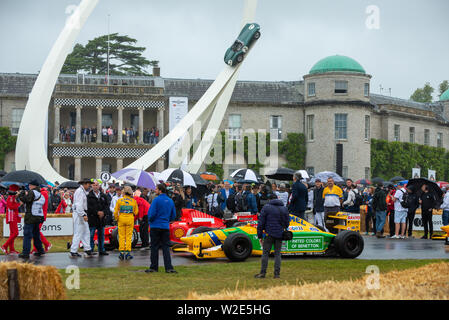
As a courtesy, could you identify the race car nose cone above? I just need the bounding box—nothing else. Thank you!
[180,236,195,246]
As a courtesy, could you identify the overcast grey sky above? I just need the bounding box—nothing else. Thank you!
[1,0,448,100]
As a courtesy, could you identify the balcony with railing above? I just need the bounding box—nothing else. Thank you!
[54,84,164,96]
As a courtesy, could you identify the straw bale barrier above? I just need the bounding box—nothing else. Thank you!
[0,262,66,300]
[188,262,449,300]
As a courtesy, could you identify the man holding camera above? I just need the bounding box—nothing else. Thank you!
[18,180,46,259]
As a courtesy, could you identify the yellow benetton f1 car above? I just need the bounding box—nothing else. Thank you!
[174,214,364,261]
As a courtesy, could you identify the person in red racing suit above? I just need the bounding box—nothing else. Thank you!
[1,185,22,254]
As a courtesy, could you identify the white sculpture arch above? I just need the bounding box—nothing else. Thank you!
[15,0,258,181]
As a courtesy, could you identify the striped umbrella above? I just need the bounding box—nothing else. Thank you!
[159,168,197,187]
[230,168,263,183]
[111,169,158,190]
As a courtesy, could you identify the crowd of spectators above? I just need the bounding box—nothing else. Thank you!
[58,126,159,144]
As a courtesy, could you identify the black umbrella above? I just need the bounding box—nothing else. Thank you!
[57,180,81,189]
[1,170,46,185]
[190,173,207,186]
[390,176,405,183]
[371,177,384,184]
[383,181,394,188]
[265,167,295,181]
[0,170,7,178]
[407,178,443,202]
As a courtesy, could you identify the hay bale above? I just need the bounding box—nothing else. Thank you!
[0,262,66,300]
[188,262,449,300]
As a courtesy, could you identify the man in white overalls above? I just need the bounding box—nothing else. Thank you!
[70,179,95,257]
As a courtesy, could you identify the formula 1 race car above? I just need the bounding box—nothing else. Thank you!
[174,214,364,261]
[95,209,258,250]
[224,23,261,66]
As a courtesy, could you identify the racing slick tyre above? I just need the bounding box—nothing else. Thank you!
[253,31,261,39]
[334,231,364,258]
[191,226,218,235]
[111,227,139,249]
[223,232,253,262]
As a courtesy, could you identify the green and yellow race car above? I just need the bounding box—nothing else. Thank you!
[175,214,364,261]
[224,23,261,66]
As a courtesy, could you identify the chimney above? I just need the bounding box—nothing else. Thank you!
[153,66,160,77]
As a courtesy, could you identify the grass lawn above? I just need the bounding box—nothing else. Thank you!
[0,236,72,255]
[59,258,446,300]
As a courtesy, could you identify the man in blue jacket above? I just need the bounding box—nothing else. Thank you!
[245,185,259,214]
[288,172,308,219]
[255,194,290,279]
[220,180,235,211]
[146,184,177,274]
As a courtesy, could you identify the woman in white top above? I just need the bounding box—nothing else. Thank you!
[64,193,72,213]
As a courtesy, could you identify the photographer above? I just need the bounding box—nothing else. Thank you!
[18,180,46,259]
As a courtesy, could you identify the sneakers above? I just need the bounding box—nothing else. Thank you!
[70,252,82,258]
[85,250,96,257]
[33,251,45,257]
[99,251,109,256]
[125,253,133,260]
[391,235,399,239]
[118,252,125,260]
[145,268,158,273]
[399,235,406,239]
[1,246,8,255]
[45,244,52,252]
[370,232,375,236]
[9,250,20,255]
[254,273,266,279]
[165,269,177,273]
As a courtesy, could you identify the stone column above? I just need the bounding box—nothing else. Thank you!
[95,157,103,179]
[157,107,165,139]
[96,106,103,143]
[53,156,60,173]
[116,158,124,171]
[138,107,144,144]
[53,105,61,143]
[156,157,165,172]
[75,105,82,144]
[117,106,124,143]
[74,157,82,181]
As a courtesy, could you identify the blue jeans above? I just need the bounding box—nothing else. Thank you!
[150,228,173,271]
[443,210,449,226]
[23,223,44,255]
[89,226,105,252]
[375,211,386,234]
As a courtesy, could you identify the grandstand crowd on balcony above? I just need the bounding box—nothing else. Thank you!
[58,126,160,144]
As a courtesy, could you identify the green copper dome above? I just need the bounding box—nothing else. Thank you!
[309,55,366,75]
[440,89,449,102]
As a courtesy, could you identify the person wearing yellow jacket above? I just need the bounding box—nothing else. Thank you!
[113,186,138,260]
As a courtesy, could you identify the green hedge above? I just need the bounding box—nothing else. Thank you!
[371,139,449,181]
[0,127,16,170]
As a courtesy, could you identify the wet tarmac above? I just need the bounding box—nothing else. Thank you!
[0,236,447,269]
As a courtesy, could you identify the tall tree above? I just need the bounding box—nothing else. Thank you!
[0,127,17,170]
[439,80,449,97]
[62,33,159,76]
[410,82,434,103]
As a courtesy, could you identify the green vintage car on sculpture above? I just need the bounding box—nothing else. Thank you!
[224,23,261,66]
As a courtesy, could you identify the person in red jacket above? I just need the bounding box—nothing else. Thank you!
[32,187,52,252]
[1,185,22,254]
[386,187,396,238]
[134,189,150,249]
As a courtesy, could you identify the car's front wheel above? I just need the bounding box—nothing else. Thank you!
[223,232,253,262]
[334,231,364,258]
[253,31,261,40]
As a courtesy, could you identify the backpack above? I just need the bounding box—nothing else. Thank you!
[399,190,409,209]
[226,193,236,212]
[353,192,364,207]
[235,192,248,212]
[31,190,46,217]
